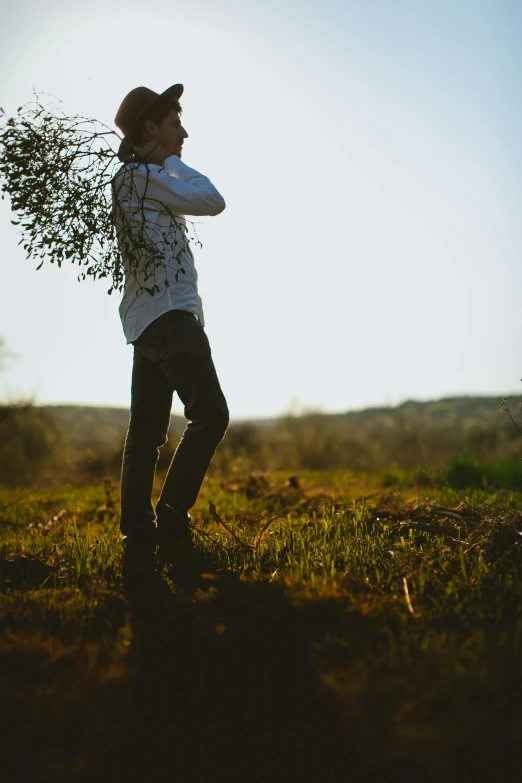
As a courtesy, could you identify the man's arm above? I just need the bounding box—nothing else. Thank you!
[115,156,226,218]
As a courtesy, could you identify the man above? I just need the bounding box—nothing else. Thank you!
[112,84,229,576]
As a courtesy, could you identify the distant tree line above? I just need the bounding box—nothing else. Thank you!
[1,397,522,489]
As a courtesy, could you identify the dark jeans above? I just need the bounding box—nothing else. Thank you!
[120,309,229,538]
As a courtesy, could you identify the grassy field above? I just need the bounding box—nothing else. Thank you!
[1,470,522,782]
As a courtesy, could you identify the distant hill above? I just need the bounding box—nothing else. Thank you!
[337,395,521,429]
[39,395,521,449]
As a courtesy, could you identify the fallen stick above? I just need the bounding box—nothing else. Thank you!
[425,504,482,527]
[399,521,469,543]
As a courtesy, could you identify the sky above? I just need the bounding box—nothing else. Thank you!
[0,0,521,419]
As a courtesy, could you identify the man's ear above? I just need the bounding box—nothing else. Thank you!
[142,118,157,138]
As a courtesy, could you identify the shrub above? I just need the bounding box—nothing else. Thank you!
[0,404,62,485]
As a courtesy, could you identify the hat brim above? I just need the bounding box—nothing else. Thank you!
[117,83,184,160]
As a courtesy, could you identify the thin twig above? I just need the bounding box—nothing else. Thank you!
[253,516,286,552]
[499,399,522,430]
[189,524,230,551]
[402,577,415,616]
[208,502,252,550]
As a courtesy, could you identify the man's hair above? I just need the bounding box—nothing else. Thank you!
[132,95,183,144]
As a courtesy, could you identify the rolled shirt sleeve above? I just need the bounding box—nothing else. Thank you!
[118,156,226,217]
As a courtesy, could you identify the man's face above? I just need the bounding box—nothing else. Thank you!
[145,109,188,157]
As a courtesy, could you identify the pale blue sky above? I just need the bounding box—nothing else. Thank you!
[0,0,521,418]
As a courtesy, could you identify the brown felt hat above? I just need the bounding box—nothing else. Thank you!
[114,84,184,161]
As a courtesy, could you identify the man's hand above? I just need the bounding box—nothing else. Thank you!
[133,140,172,166]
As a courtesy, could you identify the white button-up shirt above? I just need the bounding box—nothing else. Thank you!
[112,155,225,343]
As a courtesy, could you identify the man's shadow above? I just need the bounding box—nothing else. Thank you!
[114,543,362,783]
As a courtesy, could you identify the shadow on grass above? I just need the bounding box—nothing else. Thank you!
[7,538,521,782]
[114,550,360,783]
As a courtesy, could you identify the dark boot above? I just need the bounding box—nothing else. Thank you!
[122,530,159,598]
[157,507,194,577]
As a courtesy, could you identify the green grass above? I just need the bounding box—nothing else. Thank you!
[1,472,522,782]
[443,454,522,490]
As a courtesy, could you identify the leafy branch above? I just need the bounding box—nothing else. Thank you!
[0,93,202,296]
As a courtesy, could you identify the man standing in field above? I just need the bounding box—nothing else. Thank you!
[112,84,229,577]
